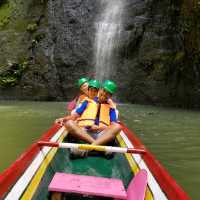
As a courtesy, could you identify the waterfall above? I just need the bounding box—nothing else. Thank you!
[94,0,124,82]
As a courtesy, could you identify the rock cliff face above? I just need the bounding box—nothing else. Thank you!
[0,0,199,107]
[0,0,99,100]
[117,0,200,108]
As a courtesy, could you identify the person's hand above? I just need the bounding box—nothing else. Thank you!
[107,98,112,104]
[89,125,107,132]
[89,125,100,132]
[55,118,66,126]
[107,98,116,108]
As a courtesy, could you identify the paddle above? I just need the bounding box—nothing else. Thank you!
[38,141,146,154]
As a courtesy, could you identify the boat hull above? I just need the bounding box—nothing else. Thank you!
[0,123,190,200]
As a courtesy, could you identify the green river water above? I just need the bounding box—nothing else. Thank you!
[0,101,199,199]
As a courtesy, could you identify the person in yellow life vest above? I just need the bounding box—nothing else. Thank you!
[67,77,89,112]
[56,80,121,150]
[70,79,100,115]
[57,78,101,128]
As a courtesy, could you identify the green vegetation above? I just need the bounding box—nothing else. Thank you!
[0,0,11,28]
[14,19,29,32]
[27,23,38,32]
[0,0,47,87]
[174,52,185,62]
[0,17,9,27]
[0,60,28,87]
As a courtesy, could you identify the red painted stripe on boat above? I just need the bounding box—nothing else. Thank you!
[127,148,146,154]
[38,141,59,147]
[120,122,191,200]
[0,123,61,199]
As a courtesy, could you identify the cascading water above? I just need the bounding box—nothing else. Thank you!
[94,0,124,82]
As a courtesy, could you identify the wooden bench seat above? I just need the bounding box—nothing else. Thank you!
[48,173,127,200]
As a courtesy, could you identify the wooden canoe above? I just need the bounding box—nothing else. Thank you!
[0,123,190,200]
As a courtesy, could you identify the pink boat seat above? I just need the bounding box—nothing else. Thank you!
[48,173,127,199]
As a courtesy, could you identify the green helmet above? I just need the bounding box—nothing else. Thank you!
[102,80,117,94]
[88,79,101,89]
[77,77,88,88]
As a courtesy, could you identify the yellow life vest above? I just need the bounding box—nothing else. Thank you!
[77,100,111,128]
[77,98,98,127]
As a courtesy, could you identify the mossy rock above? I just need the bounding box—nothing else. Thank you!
[0,1,10,19]
[0,0,11,28]
[0,17,9,27]
[174,52,185,62]
[148,63,166,81]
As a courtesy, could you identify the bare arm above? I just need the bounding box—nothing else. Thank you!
[55,112,80,125]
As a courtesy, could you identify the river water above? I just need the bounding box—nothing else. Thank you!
[0,101,199,199]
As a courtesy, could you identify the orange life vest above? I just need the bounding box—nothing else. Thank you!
[77,99,111,128]
[99,104,111,127]
[77,94,88,105]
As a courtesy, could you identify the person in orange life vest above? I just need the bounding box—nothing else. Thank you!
[107,96,119,118]
[99,82,118,118]
[56,80,121,146]
[67,77,89,112]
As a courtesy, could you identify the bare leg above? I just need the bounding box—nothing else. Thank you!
[65,120,95,144]
[92,123,121,146]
